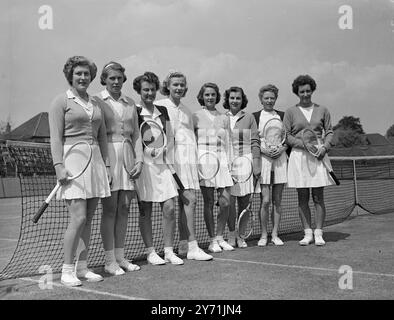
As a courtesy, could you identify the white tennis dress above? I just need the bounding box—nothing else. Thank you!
[57,92,110,200]
[193,108,233,188]
[258,110,287,185]
[227,111,254,197]
[155,98,200,190]
[99,90,137,192]
[135,105,178,202]
[287,106,333,188]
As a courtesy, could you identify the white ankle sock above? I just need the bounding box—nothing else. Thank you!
[146,247,155,255]
[216,235,224,242]
[164,247,173,255]
[62,263,74,273]
[188,240,198,251]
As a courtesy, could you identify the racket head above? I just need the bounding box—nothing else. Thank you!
[63,141,93,180]
[231,155,253,183]
[237,207,253,240]
[262,118,286,150]
[301,128,320,157]
[122,138,136,176]
[140,119,167,158]
[198,151,220,180]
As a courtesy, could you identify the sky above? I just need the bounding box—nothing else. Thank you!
[1,0,394,134]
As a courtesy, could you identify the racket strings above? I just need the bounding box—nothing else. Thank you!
[231,156,253,183]
[122,140,135,175]
[140,121,166,158]
[198,152,220,180]
[63,142,92,179]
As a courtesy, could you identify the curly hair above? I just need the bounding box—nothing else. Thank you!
[159,71,188,97]
[222,86,248,110]
[132,71,160,94]
[258,84,279,100]
[63,56,97,86]
[196,83,221,106]
[292,74,317,95]
[100,61,127,86]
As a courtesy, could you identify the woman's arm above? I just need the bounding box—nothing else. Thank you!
[283,108,305,149]
[49,95,66,166]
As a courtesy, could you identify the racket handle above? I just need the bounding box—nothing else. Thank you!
[329,171,340,186]
[172,173,185,190]
[32,202,49,223]
[32,182,60,223]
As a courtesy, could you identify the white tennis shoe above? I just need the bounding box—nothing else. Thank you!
[257,238,267,246]
[299,229,314,246]
[271,236,284,246]
[164,251,184,265]
[218,239,235,251]
[208,240,222,253]
[104,262,126,276]
[147,251,166,265]
[118,260,141,271]
[61,272,82,287]
[187,248,213,261]
[314,229,326,246]
[76,269,104,282]
[237,238,248,248]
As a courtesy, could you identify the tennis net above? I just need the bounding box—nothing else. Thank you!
[1,141,393,280]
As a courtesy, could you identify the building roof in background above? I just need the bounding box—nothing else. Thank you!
[4,112,49,141]
[362,133,390,146]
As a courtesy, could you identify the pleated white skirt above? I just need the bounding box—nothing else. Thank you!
[198,149,233,188]
[57,144,111,200]
[230,153,254,197]
[107,141,136,192]
[287,149,334,188]
[259,151,287,185]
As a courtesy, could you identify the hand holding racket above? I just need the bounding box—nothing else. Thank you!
[301,128,340,186]
[261,118,286,159]
[122,138,139,180]
[32,141,93,223]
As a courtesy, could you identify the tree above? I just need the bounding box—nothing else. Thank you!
[333,116,365,134]
[386,124,394,138]
[332,116,366,148]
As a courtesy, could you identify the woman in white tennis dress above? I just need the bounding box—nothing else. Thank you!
[96,62,143,276]
[155,71,213,262]
[134,71,184,266]
[49,56,111,287]
[192,83,234,253]
[253,84,288,247]
[283,74,334,246]
[223,86,260,249]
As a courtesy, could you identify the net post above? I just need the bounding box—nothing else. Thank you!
[352,159,359,214]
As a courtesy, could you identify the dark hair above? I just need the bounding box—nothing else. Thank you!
[196,83,221,106]
[63,56,97,86]
[222,86,248,110]
[133,71,160,94]
[160,71,188,97]
[100,61,127,86]
[259,84,279,100]
[292,74,317,95]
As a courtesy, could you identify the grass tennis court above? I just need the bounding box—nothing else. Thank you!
[1,196,394,300]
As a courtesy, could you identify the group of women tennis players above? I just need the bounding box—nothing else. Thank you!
[49,56,334,287]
